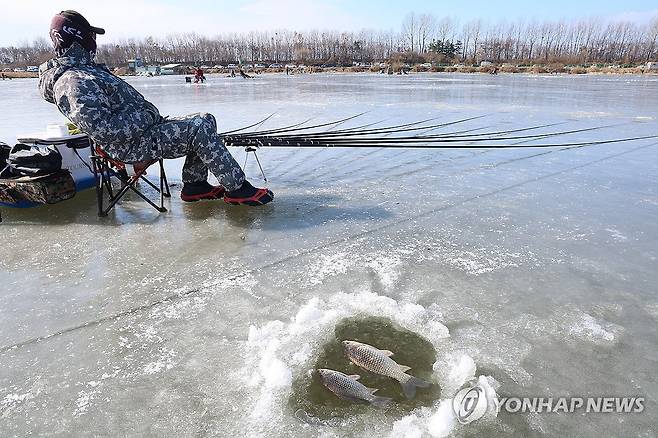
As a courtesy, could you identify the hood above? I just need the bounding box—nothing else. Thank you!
[39,43,95,104]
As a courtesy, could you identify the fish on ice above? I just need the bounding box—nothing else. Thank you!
[317,368,392,407]
[342,340,431,399]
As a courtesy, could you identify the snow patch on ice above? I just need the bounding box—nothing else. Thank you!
[638,198,658,206]
[305,234,537,289]
[565,110,613,119]
[554,229,592,241]
[442,248,524,275]
[427,400,457,437]
[73,388,99,417]
[1,391,34,415]
[160,296,210,320]
[366,252,403,289]
[308,252,353,285]
[143,348,177,375]
[390,413,426,438]
[569,313,619,344]
[0,377,44,418]
[605,227,628,242]
[433,352,477,396]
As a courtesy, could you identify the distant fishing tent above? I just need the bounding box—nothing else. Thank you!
[161,64,184,75]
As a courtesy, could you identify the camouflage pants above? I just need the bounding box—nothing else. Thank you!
[135,113,245,190]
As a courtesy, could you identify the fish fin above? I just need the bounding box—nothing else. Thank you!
[380,349,394,356]
[367,387,379,394]
[349,374,361,381]
[334,393,362,403]
[370,395,393,408]
[398,364,411,372]
[400,376,431,400]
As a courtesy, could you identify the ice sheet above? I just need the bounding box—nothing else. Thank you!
[1,72,657,437]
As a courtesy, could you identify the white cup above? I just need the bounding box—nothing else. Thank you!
[46,123,69,137]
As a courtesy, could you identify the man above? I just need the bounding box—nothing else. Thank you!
[39,10,273,206]
[194,67,206,83]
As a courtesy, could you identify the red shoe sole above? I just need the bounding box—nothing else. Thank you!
[224,188,274,206]
[181,186,225,202]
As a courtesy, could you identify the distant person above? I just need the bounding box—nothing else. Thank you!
[39,10,272,206]
[194,67,206,83]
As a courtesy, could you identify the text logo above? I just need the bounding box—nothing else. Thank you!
[452,384,488,424]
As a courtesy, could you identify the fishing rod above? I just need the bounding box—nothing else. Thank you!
[261,115,489,139]
[224,124,623,147]
[219,113,276,135]
[225,113,656,181]
[228,134,658,149]
[244,112,369,137]
[259,120,582,142]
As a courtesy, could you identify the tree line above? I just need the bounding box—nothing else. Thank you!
[1,14,657,68]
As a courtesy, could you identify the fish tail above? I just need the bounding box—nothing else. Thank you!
[400,375,431,399]
[370,395,393,408]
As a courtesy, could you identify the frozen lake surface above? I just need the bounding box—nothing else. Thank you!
[1,73,657,437]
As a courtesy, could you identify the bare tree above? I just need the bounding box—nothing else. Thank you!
[468,19,482,63]
[3,15,656,69]
[402,12,417,52]
[417,14,436,53]
[647,17,658,61]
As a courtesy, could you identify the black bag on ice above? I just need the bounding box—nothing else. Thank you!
[7,144,62,176]
[0,142,11,178]
[0,141,9,162]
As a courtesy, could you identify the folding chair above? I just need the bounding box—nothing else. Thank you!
[89,143,171,217]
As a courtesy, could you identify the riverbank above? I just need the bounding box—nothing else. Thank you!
[122,65,657,77]
[2,66,657,81]
[1,72,38,79]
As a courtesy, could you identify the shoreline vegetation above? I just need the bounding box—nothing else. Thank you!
[2,13,656,79]
[2,64,658,80]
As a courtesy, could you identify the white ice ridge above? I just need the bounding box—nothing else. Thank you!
[306,232,541,290]
[243,290,498,437]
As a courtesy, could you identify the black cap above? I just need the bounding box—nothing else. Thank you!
[59,10,105,35]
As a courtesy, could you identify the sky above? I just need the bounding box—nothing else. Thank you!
[1,0,657,46]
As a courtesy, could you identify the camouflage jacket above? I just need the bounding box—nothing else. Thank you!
[39,43,161,159]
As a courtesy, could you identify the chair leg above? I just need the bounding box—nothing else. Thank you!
[91,156,106,217]
[125,183,167,212]
[93,155,170,216]
[102,181,133,215]
[159,159,171,198]
[159,161,165,209]
[104,163,114,197]
[138,174,160,192]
